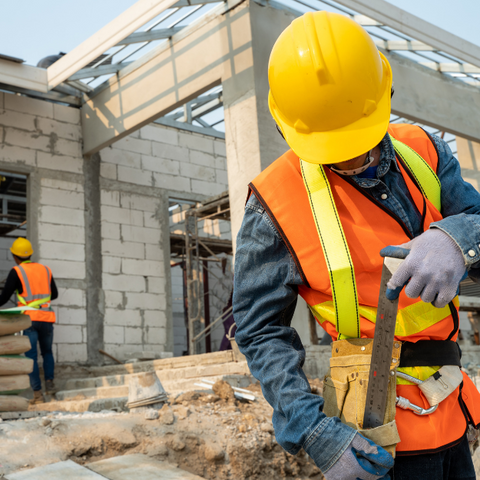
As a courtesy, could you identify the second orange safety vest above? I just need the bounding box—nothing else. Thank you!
[14,262,55,323]
[250,123,480,455]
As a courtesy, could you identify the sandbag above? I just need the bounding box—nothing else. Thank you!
[0,395,29,412]
[0,356,33,376]
[0,335,32,355]
[0,315,31,336]
[0,374,30,394]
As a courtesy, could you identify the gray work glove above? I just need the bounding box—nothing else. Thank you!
[382,229,467,308]
[324,433,393,480]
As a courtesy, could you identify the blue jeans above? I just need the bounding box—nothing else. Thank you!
[390,435,476,479]
[24,322,54,392]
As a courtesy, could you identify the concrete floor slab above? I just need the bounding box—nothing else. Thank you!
[87,454,205,479]
[6,460,106,480]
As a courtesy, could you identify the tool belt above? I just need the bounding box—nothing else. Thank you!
[322,339,463,457]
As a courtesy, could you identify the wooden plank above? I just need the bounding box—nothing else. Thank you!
[6,460,106,480]
[87,454,206,479]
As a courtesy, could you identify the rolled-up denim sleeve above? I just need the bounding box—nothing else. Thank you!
[233,194,355,472]
[428,134,480,267]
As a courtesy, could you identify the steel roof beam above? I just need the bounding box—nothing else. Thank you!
[117,27,183,45]
[46,0,181,90]
[334,0,480,68]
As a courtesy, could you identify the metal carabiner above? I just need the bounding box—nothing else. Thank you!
[395,371,438,415]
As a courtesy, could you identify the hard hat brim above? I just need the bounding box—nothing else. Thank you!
[271,54,392,165]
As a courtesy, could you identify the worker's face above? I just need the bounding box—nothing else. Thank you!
[331,151,369,171]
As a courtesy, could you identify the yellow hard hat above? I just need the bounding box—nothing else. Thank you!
[268,11,393,165]
[10,238,33,258]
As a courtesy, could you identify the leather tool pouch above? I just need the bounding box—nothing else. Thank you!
[322,338,401,457]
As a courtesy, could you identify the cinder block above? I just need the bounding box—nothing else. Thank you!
[0,109,36,131]
[104,325,124,344]
[5,128,52,153]
[101,147,141,168]
[144,310,167,328]
[103,273,146,292]
[146,327,167,345]
[40,187,84,209]
[101,222,121,240]
[141,154,180,175]
[120,193,158,213]
[40,205,85,227]
[215,157,226,170]
[39,224,85,245]
[190,150,216,168]
[55,138,82,158]
[39,240,85,262]
[100,205,143,226]
[178,131,214,154]
[122,258,164,277]
[41,177,84,192]
[56,343,87,363]
[100,162,117,179]
[214,140,226,156]
[125,327,143,344]
[121,225,159,244]
[54,324,83,343]
[145,244,163,261]
[147,276,166,294]
[191,179,225,196]
[105,308,142,327]
[56,288,86,307]
[151,142,189,162]
[37,151,83,174]
[114,136,151,155]
[105,290,123,309]
[101,190,120,207]
[101,239,144,259]
[4,92,53,118]
[143,211,160,228]
[56,307,87,325]
[36,117,82,141]
[118,165,152,186]
[180,162,215,182]
[125,292,165,310]
[103,255,122,274]
[0,143,36,166]
[216,169,228,185]
[140,124,178,145]
[44,259,85,280]
[152,172,191,192]
[53,104,81,124]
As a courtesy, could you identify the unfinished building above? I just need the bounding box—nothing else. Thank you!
[0,0,479,370]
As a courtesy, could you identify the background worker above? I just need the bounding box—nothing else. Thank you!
[233,11,480,480]
[0,238,57,404]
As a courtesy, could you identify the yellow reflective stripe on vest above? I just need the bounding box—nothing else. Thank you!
[310,297,458,339]
[390,135,442,211]
[300,161,360,338]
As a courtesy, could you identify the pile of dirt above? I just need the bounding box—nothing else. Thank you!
[0,380,324,479]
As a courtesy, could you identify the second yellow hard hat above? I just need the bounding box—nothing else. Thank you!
[10,238,33,258]
[268,11,392,165]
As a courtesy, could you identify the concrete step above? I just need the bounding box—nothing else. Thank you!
[30,396,128,413]
[64,360,251,391]
[56,385,129,402]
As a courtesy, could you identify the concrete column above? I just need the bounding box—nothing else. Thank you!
[223,1,295,244]
[84,153,105,364]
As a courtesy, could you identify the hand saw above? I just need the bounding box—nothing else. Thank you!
[363,246,410,429]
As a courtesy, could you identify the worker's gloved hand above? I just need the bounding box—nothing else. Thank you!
[381,229,467,308]
[323,433,393,480]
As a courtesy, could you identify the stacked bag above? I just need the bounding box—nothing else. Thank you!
[0,313,33,411]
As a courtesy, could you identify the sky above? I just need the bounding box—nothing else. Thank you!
[0,0,479,66]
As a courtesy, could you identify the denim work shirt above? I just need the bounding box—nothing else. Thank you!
[232,132,480,472]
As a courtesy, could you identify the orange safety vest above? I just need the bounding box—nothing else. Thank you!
[14,262,55,323]
[250,123,480,455]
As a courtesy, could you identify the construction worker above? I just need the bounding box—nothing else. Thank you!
[233,11,480,480]
[0,238,58,404]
